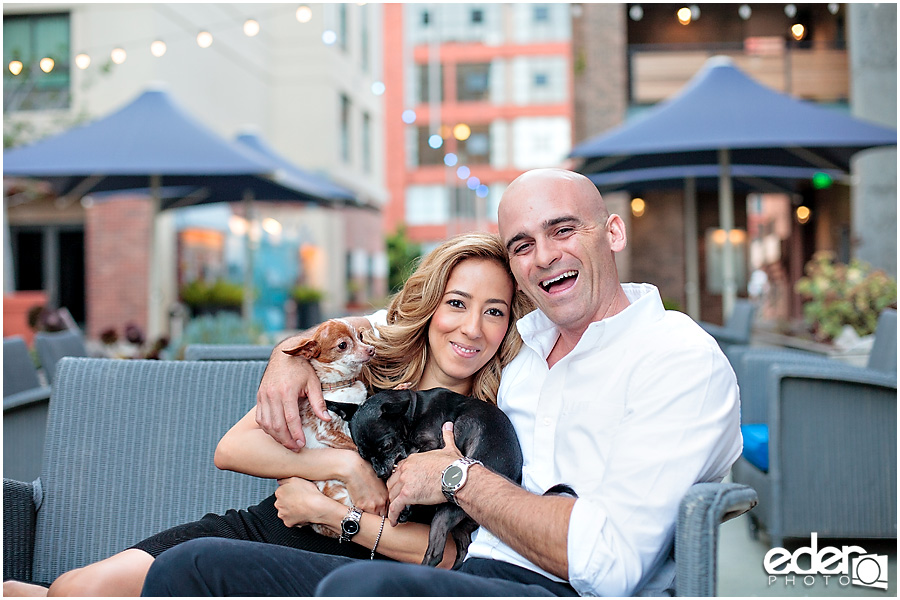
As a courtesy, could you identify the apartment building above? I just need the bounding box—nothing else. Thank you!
[4,4,388,338]
[382,3,574,251]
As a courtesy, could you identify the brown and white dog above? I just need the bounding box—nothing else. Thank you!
[282,318,375,537]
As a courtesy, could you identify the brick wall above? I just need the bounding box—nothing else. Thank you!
[85,197,151,339]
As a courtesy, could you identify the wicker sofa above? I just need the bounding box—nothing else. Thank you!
[3,356,755,596]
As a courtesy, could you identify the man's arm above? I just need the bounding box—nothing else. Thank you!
[256,316,375,450]
[386,424,574,578]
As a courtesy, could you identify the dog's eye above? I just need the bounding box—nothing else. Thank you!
[358,331,364,341]
[380,440,394,453]
[338,341,348,350]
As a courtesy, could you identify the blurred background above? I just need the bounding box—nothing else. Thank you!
[3,3,896,357]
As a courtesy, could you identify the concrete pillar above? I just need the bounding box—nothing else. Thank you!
[848,3,897,277]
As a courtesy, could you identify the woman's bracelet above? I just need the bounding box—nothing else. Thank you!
[370,515,386,559]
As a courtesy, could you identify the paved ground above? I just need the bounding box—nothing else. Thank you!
[717,513,897,596]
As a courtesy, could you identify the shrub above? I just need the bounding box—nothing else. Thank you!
[794,251,897,342]
[165,313,264,360]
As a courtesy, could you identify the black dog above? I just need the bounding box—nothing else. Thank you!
[349,388,523,568]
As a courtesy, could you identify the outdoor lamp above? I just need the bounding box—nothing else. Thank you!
[453,123,471,141]
[796,206,811,224]
[791,24,805,41]
[8,60,23,75]
[677,7,692,25]
[150,40,167,58]
[39,58,55,73]
[111,48,127,64]
[631,197,646,217]
[75,53,91,69]
[197,31,213,48]
[243,19,260,37]
[296,5,313,23]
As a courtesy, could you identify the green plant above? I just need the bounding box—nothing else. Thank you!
[386,225,422,294]
[794,251,897,342]
[292,285,324,304]
[179,279,244,308]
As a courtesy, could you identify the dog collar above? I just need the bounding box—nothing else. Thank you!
[321,379,356,392]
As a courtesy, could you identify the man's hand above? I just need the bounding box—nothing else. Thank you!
[256,345,330,451]
[386,422,462,526]
[342,451,389,516]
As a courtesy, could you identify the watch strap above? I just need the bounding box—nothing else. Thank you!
[441,457,483,505]
[339,505,362,543]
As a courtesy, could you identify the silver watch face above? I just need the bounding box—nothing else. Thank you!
[443,464,464,488]
[342,519,360,536]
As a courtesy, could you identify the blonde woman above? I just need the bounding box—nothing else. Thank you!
[5,232,531,597]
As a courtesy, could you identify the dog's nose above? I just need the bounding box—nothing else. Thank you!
[366,346,375,356]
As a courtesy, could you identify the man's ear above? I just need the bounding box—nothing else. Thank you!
[381,396,410,419]
[607,214,627,253]
[283,338,319,359]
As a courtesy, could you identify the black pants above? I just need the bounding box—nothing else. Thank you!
[141,537,579,597]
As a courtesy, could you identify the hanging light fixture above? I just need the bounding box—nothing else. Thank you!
[8,60,23,75]
[39,57,55,73]
[738,4,752,20]
[784,4,798,18]
[791,23,806,41]
[295,5,313,23]
[196,31,213,48]
[629,5,643,21]
[243,19,260,37]
[111,48,127,64]
[796,206,811,224]
[677,7,692,25]
[631,198,646,218]
[75,53,91,69]
[150,40,167,57]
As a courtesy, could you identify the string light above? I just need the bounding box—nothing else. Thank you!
[111,48,127,64]
[401,109,417,124]
[371,81,385,96]
[631,198,646,217]
[295,5,312,23]
[784,4,797,18]
[322,30,337,45]
[452,123,471,141]
[39,58,55,73]
[428,134,443,149]
[243,19,260,37]
[677,7,692,25]
[738,4,752,20]
[796,206,811,224]
[456,166,470,179]
[150,40,167,57]
[8,60,23,75]
[791,23,805,41]
[197,31,213,48]
[75,53,91,69]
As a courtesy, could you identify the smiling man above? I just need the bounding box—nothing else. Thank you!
[143,169,742,597]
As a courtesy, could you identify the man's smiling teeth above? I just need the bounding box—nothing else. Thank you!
[540,270,578,291]
[452,342,478,355]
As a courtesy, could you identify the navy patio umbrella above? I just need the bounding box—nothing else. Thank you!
[570,56,897,317]
[3,85,349,333]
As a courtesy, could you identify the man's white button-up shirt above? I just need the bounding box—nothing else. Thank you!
[465,283,743,597]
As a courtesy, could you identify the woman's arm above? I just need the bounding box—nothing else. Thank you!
[216,408,388,515]
[275,478,456,568]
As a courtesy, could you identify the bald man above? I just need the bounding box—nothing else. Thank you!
[143,169,741,597]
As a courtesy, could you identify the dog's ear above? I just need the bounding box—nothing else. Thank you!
[380,395,410,419]
[282,338,319,359]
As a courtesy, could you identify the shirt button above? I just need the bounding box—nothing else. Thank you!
[542,417,552,426]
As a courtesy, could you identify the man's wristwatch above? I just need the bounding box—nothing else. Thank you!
[339,506,362,543]
[441,457,483,505]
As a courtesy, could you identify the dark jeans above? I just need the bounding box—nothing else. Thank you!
[141,538,579,597]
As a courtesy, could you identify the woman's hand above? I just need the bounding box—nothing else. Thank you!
[340,452,389,516]
[274,478,342,531]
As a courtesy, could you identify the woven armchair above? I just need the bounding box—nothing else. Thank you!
[698,300,757,350]
[3,337,52,483]
[3,358,275,585]
[33,330,89,384]
[183,343,274,361]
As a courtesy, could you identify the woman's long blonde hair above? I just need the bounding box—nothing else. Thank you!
[361,232,532,403]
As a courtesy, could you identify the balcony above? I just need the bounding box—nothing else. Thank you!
[629,40,848,105]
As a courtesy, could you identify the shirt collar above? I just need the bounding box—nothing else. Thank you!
[517,283,666,359]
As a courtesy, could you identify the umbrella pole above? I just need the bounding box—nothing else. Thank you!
[242,190,256,324]
[683,176,700,319]
[148,174,163,339]
[718,149,736,320]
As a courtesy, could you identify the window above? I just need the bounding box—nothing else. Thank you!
[471,9,484,24]
[340,94,351,164]
[534,5,550,22]
[422,10,430,26]
[3,12,71,111]
[458,123,491,165]
[534,73,548,87]
[416,64,444,103]
[362,112,372,173]
[360,4,369,72]
[456,63,490,102]
[415,126,445,166]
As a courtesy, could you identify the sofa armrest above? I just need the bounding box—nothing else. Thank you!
[3,478,40,582]
[675,482,758,597]
[3,386,52,412]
